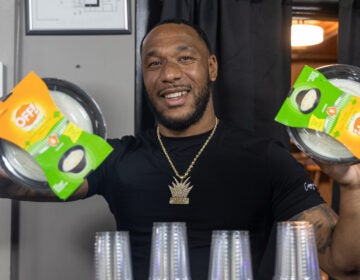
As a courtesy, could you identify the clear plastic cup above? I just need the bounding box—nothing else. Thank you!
[94,231,133,280]
[273,221,321,280]
[149,222,191,280]
[208,230,253,280]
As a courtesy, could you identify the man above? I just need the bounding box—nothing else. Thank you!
[1,19,360,279]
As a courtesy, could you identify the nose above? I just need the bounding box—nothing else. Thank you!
[160,61,182,82]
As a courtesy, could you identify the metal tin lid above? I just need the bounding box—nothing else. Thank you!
[0,78,107,189]
[289,64,360,164]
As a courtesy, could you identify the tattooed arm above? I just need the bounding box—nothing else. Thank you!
[290,204,343,278]
[290,161,360,279]
[290,204,337,254]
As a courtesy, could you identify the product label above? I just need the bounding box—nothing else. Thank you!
[0,72,113,199]
[275,65,360,158]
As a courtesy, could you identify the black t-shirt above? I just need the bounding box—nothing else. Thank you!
[87,120,324,280]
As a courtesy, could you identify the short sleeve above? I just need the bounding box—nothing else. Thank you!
[268,141,324,221]
[85,136,135,198]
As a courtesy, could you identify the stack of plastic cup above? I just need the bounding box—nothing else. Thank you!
[149,222,191,280]
[208,230,253,280]
[273,221,321,280]
[94,231,133,280]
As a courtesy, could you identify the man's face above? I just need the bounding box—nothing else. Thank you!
[141,23,218,130]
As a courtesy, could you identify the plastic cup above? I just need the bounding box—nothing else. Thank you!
[273,221,321,280]
[94,231,133,280]
[149,222,191,280]
[208,230,253,280]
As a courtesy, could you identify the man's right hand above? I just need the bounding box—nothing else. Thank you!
[0,165,89,201]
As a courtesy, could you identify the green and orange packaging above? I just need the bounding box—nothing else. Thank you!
[0,71,113,199]
[275,65,360,159]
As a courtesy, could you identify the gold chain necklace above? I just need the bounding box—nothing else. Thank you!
[157,118,219,205]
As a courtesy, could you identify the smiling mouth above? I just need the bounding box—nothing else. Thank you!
[159,85,191,99]
[164,91,188,99]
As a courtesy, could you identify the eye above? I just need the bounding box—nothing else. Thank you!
[147,60,161,69]
[179,56,194,63]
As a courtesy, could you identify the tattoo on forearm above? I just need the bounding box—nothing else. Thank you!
[290,203,337,254]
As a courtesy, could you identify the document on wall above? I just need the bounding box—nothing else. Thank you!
[27,0,130,33]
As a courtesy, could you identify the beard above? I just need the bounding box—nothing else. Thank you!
[147,79,212,131]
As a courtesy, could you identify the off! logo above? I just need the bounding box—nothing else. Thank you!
[15,103,40,129]
[349,113,360,136]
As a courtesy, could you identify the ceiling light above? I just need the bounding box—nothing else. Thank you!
[291,24,324,47]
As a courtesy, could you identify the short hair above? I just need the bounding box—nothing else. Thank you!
[140,18,212,54]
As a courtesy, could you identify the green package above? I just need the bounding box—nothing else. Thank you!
[275,65,360,158]
[0,72,113,200]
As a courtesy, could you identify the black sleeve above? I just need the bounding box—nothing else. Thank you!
[85,136,135,198]
[268,141,325,221]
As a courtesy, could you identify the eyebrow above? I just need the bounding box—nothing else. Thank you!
[176,45,193,52]
[144,45,196,58]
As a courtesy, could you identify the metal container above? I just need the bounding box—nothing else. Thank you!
[0,78,107,189]
[289,64,360,164]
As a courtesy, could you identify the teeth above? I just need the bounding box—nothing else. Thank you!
[165,91,187,99]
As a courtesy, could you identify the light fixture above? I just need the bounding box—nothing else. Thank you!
[291,23,324,47]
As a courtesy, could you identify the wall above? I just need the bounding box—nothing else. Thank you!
[0,0,135,279]
[0,1,19,279]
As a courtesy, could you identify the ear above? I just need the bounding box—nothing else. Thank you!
[208,55,218,82]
